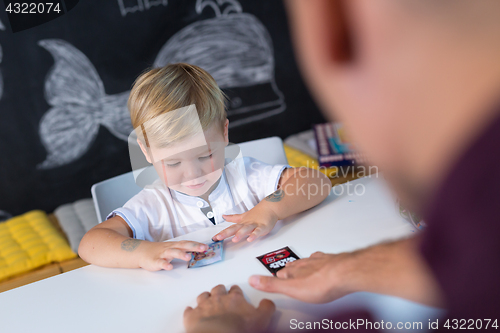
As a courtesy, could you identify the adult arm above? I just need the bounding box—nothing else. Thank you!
[250,236,445,307]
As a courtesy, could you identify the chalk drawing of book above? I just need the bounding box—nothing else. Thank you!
[117,0,169,17]
[37,0,285,169]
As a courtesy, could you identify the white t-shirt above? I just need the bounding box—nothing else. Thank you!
[108,156,290,242]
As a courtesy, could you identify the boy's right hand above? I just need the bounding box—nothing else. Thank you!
[136,240,208,271]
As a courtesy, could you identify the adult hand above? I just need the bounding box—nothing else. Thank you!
[135,240,208,271]
[184,284,275,333]
[249,251,356,304]
[249,239,444,307]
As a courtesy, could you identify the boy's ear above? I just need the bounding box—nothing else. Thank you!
[223,119,229,146]
[137,139,153,164]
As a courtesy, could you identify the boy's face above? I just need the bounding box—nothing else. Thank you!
[140,120,229,197]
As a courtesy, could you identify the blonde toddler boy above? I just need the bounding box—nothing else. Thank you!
[78,63,331,271]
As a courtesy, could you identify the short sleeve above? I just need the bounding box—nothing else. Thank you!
[244,157,291,201]
[106,189,163,242]
[107,207,148,240]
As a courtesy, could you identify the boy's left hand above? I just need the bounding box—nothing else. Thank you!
[213,204,279,243]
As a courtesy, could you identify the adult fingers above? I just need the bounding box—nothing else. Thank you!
[196,291,211,305]
[276,260,314,279]
[255,299,276,331]
[228,285,244,295]
[257,299,276,317]
[183,306,194,321]
[284,258,301,268]
[232,224,257,243]
[183,306,198,330]
[310,251,326,258]
[211,284,228,296]
[284,257,312,270]
[212,224,244,241]
[276,267,291,279]
[250,275,322,303]
[249,275,296,295]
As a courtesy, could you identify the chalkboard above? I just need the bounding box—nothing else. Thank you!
[0,0,325,216]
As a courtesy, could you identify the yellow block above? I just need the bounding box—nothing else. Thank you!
[283,144,338,178]
[0,210,76,282]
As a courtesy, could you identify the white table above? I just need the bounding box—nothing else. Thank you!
[0,177,444,332]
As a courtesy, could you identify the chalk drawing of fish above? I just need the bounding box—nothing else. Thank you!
[37,39,133,169]
[38,0,285,169]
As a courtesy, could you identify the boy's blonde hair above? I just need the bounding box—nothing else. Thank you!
[128,63,227,148]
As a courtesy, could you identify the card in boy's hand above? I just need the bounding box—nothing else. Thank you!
[187,240,224,268]
[256,246,300,276]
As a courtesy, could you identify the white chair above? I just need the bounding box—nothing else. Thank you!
[91,136,288,223]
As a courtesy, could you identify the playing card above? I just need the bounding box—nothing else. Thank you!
[187,240,224,268]
[256,246,300,276]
